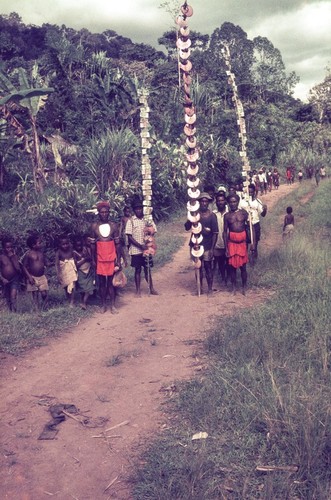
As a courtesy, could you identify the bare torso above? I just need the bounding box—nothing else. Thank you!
[23,250,46,277]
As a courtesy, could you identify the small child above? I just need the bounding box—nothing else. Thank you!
[73,235,95,309]
[22,234,49,311]
[119,205,131,267]
[126,200,158,297]
[0,237,22,312]
[283,206,295,239]
[55,235,77,307]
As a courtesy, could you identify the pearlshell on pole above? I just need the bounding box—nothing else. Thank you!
[180,60,193,72]
[176,38,191,50]
[181,4,194,17]
[180,26,190,37]
[186,149,199,162]
[187,164,199,176]
[187,188,200,199]
[185,113,196,125]
[187,200,199,211]
[191,245,204,258]
[191,234,203,245]
[187,177,200,188]
[187,211,200,223]
[179,49,191,60]
[184,124,196,136]
[191,222,202,234]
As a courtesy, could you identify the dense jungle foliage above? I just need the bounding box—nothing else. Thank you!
[0,12,331,248]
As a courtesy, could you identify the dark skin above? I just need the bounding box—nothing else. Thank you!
[55,237,75,307]
[91,207,120,313]
[0,241,21,312]
[73,239,93,310]
[119,206,131,267]
[223,196,248,295]
[23,238,48,310]
[248,186,267,263]
[213,194,228,285]
[185,197,218,294]
[127,205,157,297]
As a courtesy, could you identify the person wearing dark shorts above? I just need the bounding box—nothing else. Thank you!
[126,200,158,296]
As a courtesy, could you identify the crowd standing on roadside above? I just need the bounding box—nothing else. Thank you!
[0,164,324,311]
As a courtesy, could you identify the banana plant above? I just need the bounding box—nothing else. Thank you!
[0,65,54,193]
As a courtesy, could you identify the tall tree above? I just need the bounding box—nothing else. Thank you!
[252,36,298,102]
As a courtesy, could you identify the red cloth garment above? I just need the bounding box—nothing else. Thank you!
[96,240,116,276]
[227,231,248,269]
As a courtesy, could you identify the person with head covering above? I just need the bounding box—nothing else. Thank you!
[91,201,120,313]
[185,192,218,294]
[125,199,158,296]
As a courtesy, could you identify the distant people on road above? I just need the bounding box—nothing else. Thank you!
[315,168,321,186]
[298,169,303,183]
[320,166,326,180]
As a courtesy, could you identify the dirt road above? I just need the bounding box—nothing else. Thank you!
[0,183,297,499]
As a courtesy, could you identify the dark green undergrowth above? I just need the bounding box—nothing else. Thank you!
[132,180,331,499]
[0,215,184,355]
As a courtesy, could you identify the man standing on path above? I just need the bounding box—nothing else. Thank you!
[241,183,267,265]
[223,194,249,295]
[185,192,218,295]
[213,192,228,286]
[91,201,120,313]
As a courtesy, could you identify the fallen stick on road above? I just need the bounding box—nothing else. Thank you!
[105,420,130,432]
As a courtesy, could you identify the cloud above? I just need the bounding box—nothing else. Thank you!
[1,0,329,101]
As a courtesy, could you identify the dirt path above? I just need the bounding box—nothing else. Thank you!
[0,183,299,500]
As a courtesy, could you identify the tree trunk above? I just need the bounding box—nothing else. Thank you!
[30,114,45,193]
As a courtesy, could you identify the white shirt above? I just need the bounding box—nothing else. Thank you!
[213,208,228,249]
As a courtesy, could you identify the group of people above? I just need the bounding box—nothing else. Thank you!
[185,182,268,296]
[1,164,307,311]
[0,199,158,313]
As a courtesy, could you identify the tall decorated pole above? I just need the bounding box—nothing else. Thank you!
[221,43,254,248]
[176,2,203,295]
[138,88,156,293]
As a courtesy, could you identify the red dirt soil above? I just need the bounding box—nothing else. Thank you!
[0,183,299,500]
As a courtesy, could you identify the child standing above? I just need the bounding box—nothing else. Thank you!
[119,205,131,268]
[125,200,158,297]
[73,236,95,309]
[22,234,49,311]
[0,237,22,312]
[283,206,295,239]
[55,235,77,307]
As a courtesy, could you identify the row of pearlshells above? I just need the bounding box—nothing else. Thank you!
[177,3,204,260]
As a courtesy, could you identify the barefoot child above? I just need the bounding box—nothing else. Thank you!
[0,237,22,312]
[22,234,49,310]
[73,235,95,309]
[125,200,158,296]
[55,235,77,307]
[283,206,295,239]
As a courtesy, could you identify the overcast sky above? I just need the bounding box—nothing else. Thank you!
[1,0,330,101]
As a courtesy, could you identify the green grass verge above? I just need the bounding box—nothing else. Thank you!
[0,216,185,355]
[132,180,331,499]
